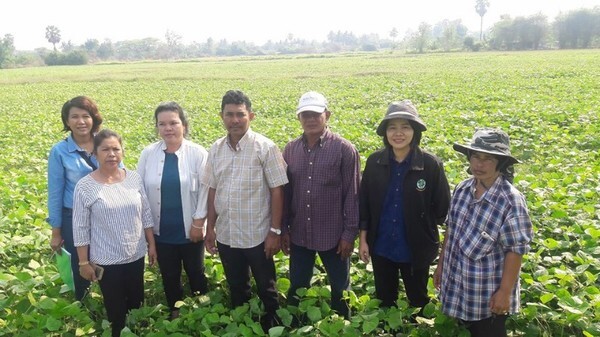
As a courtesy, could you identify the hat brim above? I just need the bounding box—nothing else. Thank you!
[453,143,520,165]
[296,105,326,114]
[376,112,427,136]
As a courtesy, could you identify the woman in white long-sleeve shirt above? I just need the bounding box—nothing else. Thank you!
[73,129,156,337]
[137,101,210,319]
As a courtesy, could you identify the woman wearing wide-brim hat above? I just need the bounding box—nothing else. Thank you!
[434,128,533,337]
[359,100,451,312]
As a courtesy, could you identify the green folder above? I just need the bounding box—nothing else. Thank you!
[55,247,75,292]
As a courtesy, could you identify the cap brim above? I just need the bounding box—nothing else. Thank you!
[453,143,520,165]
[296,106,326,114]
[376,112,427,136]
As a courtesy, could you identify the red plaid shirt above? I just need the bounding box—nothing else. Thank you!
[283,129,360,251]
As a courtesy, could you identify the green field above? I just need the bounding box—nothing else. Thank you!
[0,50,599,336]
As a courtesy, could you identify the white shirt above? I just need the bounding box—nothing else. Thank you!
[137,139,209,238]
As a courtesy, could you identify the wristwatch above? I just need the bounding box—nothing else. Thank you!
[269,227,282,235]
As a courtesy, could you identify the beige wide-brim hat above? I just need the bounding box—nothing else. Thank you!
[376,100,427,136]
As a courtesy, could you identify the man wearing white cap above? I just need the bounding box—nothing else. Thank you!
[282,91,360,319]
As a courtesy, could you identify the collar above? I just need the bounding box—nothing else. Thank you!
[376,146,425,171]
[301,127,330,148]
[469,175,503,201]
[66,133,89,153]
[160,139,187,155]
[227,128,252,151]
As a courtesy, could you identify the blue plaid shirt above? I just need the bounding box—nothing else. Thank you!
[440,175,533,321]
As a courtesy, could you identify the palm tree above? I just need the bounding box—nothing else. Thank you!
[45,25,61,51]
[475,0,490,41]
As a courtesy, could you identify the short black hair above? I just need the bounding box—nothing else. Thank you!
[221,90,252,113]
[93,129,122,154]
[154,101,189,138]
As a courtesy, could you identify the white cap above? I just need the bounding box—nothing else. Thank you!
[296,91,328,114]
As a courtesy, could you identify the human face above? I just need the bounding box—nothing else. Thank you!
[95,136,123,170]
[386,119,414,152]
[469,151,500,184]
[157,111,185,146]
[67,107,93,138]
[221,103,254,142]
[298,111,329,138]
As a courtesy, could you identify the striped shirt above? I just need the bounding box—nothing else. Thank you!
[282,129,360,251]
[73,169,154,265]
[204,129,288,249]
[440,175,533,321]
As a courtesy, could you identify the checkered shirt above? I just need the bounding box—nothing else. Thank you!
[440,176,533,321]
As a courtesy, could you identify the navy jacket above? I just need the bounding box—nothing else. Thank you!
[359,147,450,268]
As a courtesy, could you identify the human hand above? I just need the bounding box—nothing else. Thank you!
[50,231,63,253]
[205,229,218,255]
[358,240,370,263]
[490,288,511,315]
[264,232,281,258]
[79,264,96,282]
[336,239,353,260]
[190,219,205,243]
[281,233,291,255]
[147,244,157,267]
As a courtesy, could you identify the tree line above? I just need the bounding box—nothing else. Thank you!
[0,6,598,68]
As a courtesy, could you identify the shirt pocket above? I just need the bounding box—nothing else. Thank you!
[460,227,499,261]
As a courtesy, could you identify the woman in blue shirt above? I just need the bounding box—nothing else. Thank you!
[48,96,103,300]
[137,102,209,320]
[359,100,450,311]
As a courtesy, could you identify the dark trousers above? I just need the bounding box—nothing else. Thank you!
[371,254,429,308]
[462,314,508,337]
[217,241,279,314]
[156,241,208,310]
[287,243,350,318]
[98,258,145,337]
[61,208,90,301]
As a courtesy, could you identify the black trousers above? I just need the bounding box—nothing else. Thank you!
[156,241,208,310]
[462,314,508,337]
[61,207,90,301]
[371,254,430,308]
[98,258,145,337]
[217,241,279,314]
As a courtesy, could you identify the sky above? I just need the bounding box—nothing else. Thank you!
[2,0,598,51]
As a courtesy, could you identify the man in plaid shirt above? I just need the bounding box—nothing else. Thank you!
[282,91,360,319]
[434,129,533,337]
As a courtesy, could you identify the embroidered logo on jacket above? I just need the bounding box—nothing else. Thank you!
[416,179,426,191]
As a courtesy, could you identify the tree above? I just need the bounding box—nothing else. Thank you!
[0,34,15,68]
[475,0,490,41]
[414,22,432,53]
[45,25,61,51]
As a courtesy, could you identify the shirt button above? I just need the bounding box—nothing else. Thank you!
[393,219,396,222]
[308,176,312,179]
[309,162,313,165]
[308,149,311,153]
[307,190,310,194]
[394,204,397,207]
[395,188,399,191]
[397,173,400,176]
[307,204,310,208]
[307,218,311,221]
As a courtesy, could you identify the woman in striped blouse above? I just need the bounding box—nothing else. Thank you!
[73,129,157,337]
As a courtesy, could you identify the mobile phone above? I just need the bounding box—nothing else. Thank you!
[94,265,104,281]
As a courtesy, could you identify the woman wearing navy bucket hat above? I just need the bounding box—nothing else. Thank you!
[359,100,450,313]
[434,128,533,337]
